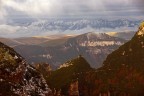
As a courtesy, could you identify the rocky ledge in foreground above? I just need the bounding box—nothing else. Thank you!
[0,42,52,96]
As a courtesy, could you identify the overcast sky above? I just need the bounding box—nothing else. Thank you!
[0,0,144,20]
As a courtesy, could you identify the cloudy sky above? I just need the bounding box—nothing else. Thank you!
[0,0,144,20]
[0,0,144,37]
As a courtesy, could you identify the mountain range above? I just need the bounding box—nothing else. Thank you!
[1,30,136,70]
[1,20,144,95]
[10,32,126,69]
[78,21,144,95]
[26,19,140,31]
[44,21,144,96]
[3,18,142,37]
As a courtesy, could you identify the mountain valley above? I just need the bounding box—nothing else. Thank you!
[10,32,127,69]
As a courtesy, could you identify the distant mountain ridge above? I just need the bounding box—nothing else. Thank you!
[0,38,23,47]
[28,19,140,31]
[2,18,142,37]
[106,31,135,40]
[13,32,126,69]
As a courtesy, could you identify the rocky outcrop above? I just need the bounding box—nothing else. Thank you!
[0,42,52,95]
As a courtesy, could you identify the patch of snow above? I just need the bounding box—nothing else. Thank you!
[80,41,123,47]
[0,79,3,82]
[59,63,73,69]
[14,55,19,59]
[38,54,52,59]
[76,47,79,52]
[70,43,72,47]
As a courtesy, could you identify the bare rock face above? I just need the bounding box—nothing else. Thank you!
[69,80,79,96]
[47,56,92,95]
[13,32,126,69]
[78,22,144,96]
[0,42,51,96]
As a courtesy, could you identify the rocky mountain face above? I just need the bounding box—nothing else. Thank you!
[0,42,51,95]
[78,22,144,96]
[69,80,79,96]
[45,22,144,96]
[33,63,52,79]
[14,32,126,69]
[47,55,92,95]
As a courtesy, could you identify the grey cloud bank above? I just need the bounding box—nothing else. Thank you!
[1,0,144,18]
